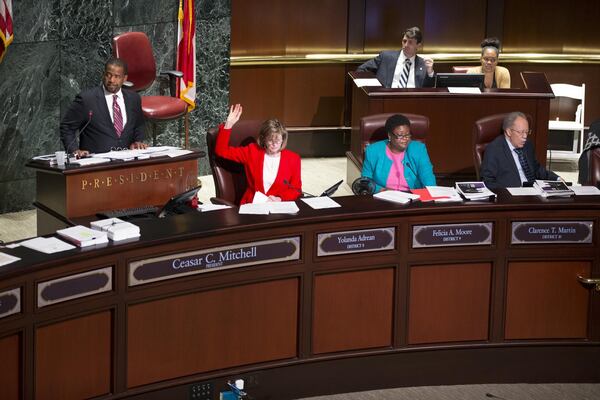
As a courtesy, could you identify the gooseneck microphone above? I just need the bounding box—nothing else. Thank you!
[65,110,93,165]
[283,179,315,198]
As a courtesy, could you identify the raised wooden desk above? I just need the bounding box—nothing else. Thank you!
[347,71,554,183]
[1,193,599,399]
[25,150,203,235]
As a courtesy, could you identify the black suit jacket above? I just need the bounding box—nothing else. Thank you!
[60,86,145,153]
[480,135,559,189]
[356,51,435,88]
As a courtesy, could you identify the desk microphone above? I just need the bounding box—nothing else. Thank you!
[283,179,314,198]
[486,393,510,400]
[65,110,93,164]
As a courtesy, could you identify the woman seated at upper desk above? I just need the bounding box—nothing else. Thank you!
[215,104,302,205]
[467,37,511,89]
[362,114,436,193]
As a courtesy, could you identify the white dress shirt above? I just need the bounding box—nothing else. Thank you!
[263,152,281,193]
[392,53,416,88]
[505,137,528,184]
[103,87,128,128]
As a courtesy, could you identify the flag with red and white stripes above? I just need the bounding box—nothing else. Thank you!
[0,0,14,63]
[176,0,196,111]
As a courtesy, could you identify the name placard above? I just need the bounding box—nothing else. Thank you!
[317,227,395,256]
[412,223,493,248]
[512,221,593,244]
[37,267,112,308]
[79,166,186,191]
[0,288,20,319]
[129,237,301,286]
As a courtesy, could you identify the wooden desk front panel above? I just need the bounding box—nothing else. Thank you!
[1,196,598,398]
[0,333,20,400]
[64,159,198,217]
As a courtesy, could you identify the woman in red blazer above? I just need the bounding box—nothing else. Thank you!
[215,104,302,205]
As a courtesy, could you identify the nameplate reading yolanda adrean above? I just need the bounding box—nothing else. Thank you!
[412,223,493,248]
[0,288,20,319]
[317,227,395,256]
[128,237,301,286]
[512,221,593,244]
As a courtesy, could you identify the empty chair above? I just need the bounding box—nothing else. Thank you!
[548,83,585,157]
[112,32,190,147]
[206,120,262,206]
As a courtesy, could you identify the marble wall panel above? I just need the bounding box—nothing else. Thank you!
[12,0,60,42]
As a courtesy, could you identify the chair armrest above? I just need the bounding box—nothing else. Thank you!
[210,197,236,207]
[158,70,184,97]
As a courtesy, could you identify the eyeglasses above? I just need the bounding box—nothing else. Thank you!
[389,132,412,140]
[482,57,497,63]
[510,128,532,137]
[266,138,283,145]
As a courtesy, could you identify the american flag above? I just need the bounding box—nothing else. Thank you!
[176,0,196,111]
[0,0,13,62]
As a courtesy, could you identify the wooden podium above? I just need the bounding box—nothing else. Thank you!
[347,71,555,183]
[26,150,203,235]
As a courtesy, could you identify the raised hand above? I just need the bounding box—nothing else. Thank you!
[224,104,243,129]
[424,57,435,75]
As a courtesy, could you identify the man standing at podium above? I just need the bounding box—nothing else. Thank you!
[60,57,147,157]
[356,26,435,88]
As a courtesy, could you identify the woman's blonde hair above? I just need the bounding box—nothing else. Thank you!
[257,118,288,150]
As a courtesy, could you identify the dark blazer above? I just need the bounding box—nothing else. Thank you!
[356,51,435,88]
[481,135,558,189]
[60,86,145,153]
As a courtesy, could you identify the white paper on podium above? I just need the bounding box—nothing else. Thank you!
[20,237,75,254]
[506,187,541,196]
[571,185,600,195]
[447,87,481,94]
[354,78,382,88]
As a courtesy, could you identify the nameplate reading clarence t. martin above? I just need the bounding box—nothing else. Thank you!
[317,227,395,256]
[412,223,493,248]
[0,288,21,319]
[128,237,301,286]
[37,267,113,308]
[511,221,593,244]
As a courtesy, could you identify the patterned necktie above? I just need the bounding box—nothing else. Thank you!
[113,94,123,137]
[400,59,412,88]
[514,148,535,183]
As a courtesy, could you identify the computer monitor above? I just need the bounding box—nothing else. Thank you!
[435,73,485,89]
[157,186,201,218]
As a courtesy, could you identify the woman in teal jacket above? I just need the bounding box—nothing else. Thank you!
[362,114,436,192]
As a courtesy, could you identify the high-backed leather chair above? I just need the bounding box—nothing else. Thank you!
[587,148,600,187]
[112,32,190,147]
[206,121,262,205]
[472,113,532,179]
[359,112,429,160]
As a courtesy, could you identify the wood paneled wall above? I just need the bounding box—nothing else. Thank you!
[230,0,600,132]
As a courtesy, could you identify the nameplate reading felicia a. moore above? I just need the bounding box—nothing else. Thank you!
[317,227,395,256]
[511,221,593,244]
[0,288,21,319]
[128,237,301,286]
[412,223,493,248]
[37,267,112,308]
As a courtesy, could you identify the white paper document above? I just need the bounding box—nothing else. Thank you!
[198,204,232,212]
[0,252,21,267]
[425,186,463,202]
[301,196,341,209]
[68,157,111,166]
[239,201,299,215]
[354,78,382,88]
[570,185,600,195]
[447,87,482,94]
[374,190,419,204]
[252,191,269,204]
[506,187,541,196]
[239,203,270,215]
[57,225,109,247]
[20,237,76,254]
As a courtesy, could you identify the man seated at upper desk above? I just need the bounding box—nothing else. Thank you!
[356,26,435,88]
[60,57,147,157]
[480,111,560,189]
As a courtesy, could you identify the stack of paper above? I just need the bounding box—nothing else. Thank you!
[301,196,341,209]
[455,182,496,201]
[239,201,299,215]
[373,190,420,204]
[0,252,21,267]
[533,180,574,198]
[20,237,76,253]
[57,225,109,247]
[91,218,141,241]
